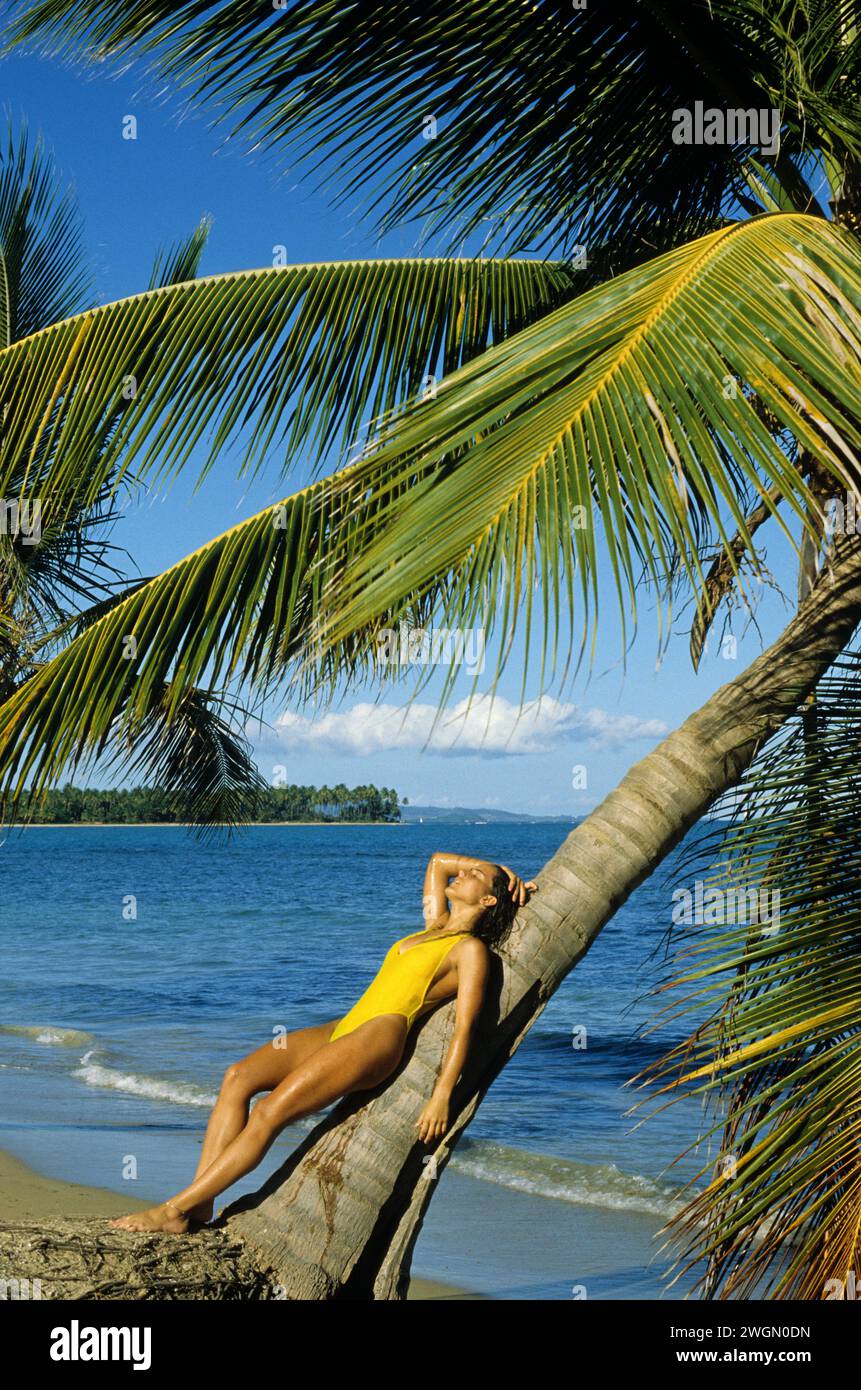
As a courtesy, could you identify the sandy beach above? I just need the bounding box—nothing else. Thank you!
[0,1148,482,1300]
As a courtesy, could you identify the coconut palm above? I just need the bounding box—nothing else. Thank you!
[2,0,861,1297]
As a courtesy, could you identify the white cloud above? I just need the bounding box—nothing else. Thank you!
[270,694,667,757]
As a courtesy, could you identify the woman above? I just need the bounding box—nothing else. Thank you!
[110,852,537,1233]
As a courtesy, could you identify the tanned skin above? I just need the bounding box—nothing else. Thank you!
[109,853,536,1233]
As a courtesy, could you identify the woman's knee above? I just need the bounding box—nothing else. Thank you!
[246,1092,285,1136]
[221,1060,257,1097]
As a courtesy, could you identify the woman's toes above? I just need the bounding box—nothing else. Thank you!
[106,1204,189,1234]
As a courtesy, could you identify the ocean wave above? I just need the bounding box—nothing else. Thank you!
[451,1139,689,1217]
[0,1024,94,1047]
[73,1054,217,1109]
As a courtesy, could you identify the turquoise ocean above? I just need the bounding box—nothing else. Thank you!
[0,822,719,1299]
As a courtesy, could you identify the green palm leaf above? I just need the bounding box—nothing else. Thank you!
[632,649,861,1299]
[0,119,92,346]
[104,685,268,834]
[0,454,427,808]
[307,214,861,714]
[5,1,858,254]
[5,213,861,814]
[0,254,577,513]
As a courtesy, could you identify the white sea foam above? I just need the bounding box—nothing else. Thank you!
[73,1055,217,1109]
[451,1141,688,1218]
[0,1024,94,1047]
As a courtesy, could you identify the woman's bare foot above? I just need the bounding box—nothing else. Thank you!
[109,1200,190,1234]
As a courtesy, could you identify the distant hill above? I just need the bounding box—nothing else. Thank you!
[399,804,578,825]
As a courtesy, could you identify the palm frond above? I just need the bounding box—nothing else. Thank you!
[633,649,861,1299]
[306,213,861,716]
[5,1,858,256]
[104,685,267,835]
[0,456,427,805]
[0,116,92,346]
[4,214,861,810]
[0,255,578,513]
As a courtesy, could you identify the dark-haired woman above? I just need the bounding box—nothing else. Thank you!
[110,853,536,1233]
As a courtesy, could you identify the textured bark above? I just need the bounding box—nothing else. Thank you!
[0,1216,275,1300]
[218,530,861,1299]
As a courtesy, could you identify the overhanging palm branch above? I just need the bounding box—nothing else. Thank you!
[304,213,861,711]
[4,1,859,258]
[0,457,413,807]
[3,212,861,812]
[0,119,578,819]
[0,254,578,516]
[631,648,861,1298]
[103,685,268,832]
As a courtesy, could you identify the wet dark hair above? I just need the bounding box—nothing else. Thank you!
[471,864,520,949]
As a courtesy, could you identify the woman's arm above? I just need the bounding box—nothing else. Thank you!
[422,851,495,926]
[416,937,489,1143]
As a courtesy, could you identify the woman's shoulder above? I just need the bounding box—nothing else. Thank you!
[453,932,491,956]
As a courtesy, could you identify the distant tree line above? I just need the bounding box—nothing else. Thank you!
[26,783,403,824]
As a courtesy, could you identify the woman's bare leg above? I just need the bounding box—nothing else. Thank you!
[186,1019,341,1223]
[110,1016,408,1233]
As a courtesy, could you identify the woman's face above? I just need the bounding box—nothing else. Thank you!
[447,861,498,908]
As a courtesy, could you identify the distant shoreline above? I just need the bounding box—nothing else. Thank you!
[3,820,405,829]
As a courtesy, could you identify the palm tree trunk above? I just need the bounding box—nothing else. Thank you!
[217,529,861,1298]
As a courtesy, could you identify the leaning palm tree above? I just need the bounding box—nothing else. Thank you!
[1,0,861,1297]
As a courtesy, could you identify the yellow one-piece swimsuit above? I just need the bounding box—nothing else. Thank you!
[329,926,469,1042]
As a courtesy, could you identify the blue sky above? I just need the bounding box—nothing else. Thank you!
[1,47,808,816]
